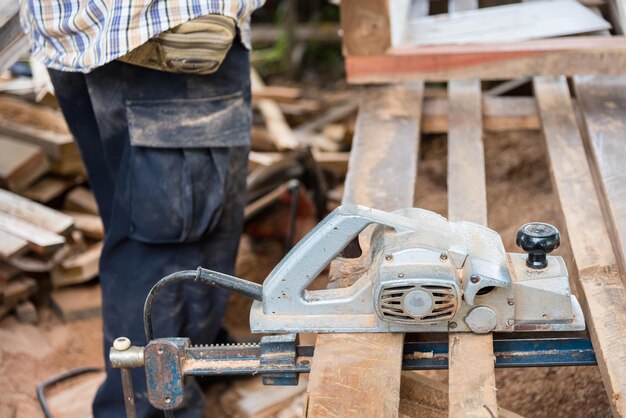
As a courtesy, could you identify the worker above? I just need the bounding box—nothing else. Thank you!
[20,1,266,417]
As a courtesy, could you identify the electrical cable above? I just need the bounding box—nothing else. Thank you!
[143,267,262,341]
[37,366,103,418]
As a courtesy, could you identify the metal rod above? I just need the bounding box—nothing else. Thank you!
[120,368,137,418]
[179,337,597,378]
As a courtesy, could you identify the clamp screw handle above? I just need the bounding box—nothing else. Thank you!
[516,222,560,269]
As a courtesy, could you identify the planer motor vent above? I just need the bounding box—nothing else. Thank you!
[377,282,458,324]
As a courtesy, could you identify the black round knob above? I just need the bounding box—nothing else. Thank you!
[516,222,560,269]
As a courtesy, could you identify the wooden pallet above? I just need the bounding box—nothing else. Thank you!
[305,1,626,417]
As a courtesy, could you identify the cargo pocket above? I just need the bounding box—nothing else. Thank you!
[125,92,250,243]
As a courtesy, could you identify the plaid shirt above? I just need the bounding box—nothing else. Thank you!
[20,0,265,72]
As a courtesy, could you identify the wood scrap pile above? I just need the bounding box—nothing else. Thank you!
[244,68,356,245]
[0,92,103,323]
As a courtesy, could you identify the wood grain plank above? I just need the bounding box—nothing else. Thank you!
[306,84,424,418]
[534,76,626,417]
[404,0,609,45]
[446,65,498,418]
[0,96,77,161]
[401,373,524,418]
[0,188,74,235]
[0,229,28,259]
[574,75,626,285]
[0,211,65,254]
[422,96,540,134]
[346,37,626,83]
[0,135,49,192]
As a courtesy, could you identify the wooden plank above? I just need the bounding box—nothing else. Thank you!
[64,187,99,215]
[0,229,28,259]
[400,373,524,418]
[0,212,65,254]
[0,277,37,319]
[22,176,75,204]
[606,0,626,33]
[306,84,424,418]
[235,376,307,418]
[446,56,498,418]
[404,0,609,45]
[252,85,302,103]
[340,0,390,56]
[345,37,626,83]
[50,283,102,321]
[422,96,540,134]
[0,135,49,192]
[63,211,104,240]
[574,75,626,285]
[251,69,301,151]
[0,96,77,161]
[533,76,626,417]
[51,242,103,287]
[0,188,74,235]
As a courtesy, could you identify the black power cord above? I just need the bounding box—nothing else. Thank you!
[143,267,262,340]
[37,366,103,418]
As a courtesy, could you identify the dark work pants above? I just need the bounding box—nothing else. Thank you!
[48,41,251,418]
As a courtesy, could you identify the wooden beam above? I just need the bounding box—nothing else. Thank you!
[444,9,498,413]
[422,96,540,134]
[573,75,626,285]
[404,1,609,46]
[533,76,626,418]
[400,373,524,418]
[0,211,65,254]
[346,37,626,83]
[0,189,74,235]
[306,84,424,418]
[0,135,49,192]
[0,96,77,161]
[340,0,391,56]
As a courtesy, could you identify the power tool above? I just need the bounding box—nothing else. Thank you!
[110,204,588,417]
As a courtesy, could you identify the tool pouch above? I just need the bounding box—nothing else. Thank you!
[118,14,236,75]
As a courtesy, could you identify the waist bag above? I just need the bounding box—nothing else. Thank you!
[118,14,236,75]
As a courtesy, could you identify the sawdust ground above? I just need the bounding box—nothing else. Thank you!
[0,130,611,417]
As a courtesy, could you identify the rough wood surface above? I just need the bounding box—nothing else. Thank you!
[50,283,102,321]
[0,229,28,259]
[573,75,626,285]
[63,211,104,240]
[404,0,609,45]
[22,176,75,204]
[64,187,99,215]
[446,68,498,418]
[0,212,65,254]
[0,188,74,235]
[340,0,390,56]
[534,76,626,417]
[400,373,523,418]
[51,242,103,287]
[0,135,49,192]
[306,84,424,418]
[0,96,77,161]
[422,96,539,134]
[346,37,626,83]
